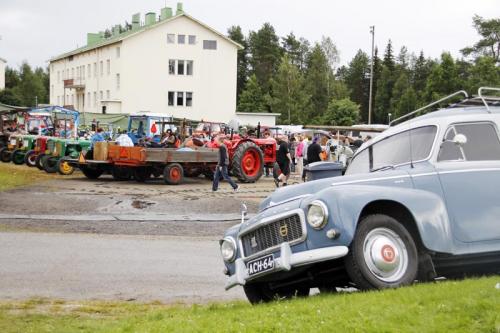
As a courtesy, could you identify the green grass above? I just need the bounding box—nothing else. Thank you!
[0,163,59,191]
[0,277,498,332]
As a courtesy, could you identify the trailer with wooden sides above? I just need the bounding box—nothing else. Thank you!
[68,143,219,185]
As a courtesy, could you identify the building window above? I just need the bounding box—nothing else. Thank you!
[116,74,120,90]
[57,96,60,106]
[178,34,185,44]
[57,71,60,82]
[93,92,97,107]
[186,61,193,75]
[203,40,217,50]
[106,60,110,75]
[88,64,91,78]
[167,34,175,44]
[93,63,97,77]
[177,60,184,75]
[168,92,174,106]
[186,92,193,106]
[87,93,91,107]
[106,90,110,99]
[169,60,175,74]
[81,65,85,79]
[100,61,103,76]
[71,68,74,78]
[188,35,196,45]
[100,91,103,100]
[116,47,121,58]
[177,92,184,106]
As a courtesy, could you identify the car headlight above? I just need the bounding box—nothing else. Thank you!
[220,237,237,262]
[307,200,328,229]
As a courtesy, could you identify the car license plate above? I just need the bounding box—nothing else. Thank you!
[247,254,274,277]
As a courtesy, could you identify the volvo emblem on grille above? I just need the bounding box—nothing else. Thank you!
[280,225,288,237]
[251,236,258,248]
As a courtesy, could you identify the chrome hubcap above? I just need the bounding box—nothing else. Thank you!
[363,228,408,282]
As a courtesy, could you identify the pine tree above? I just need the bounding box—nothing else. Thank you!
[237,74,266,113]
[248,23,282,97]
[344,50,370,122]
[461,15,500,63]
[466,56,500,93]
[424,53,460,102]
[12,62,47,106]
[304,44,331,121]
[269,55,310,124]
[383,39,395,72]
[227,25,248,103]
[390,72,417,120]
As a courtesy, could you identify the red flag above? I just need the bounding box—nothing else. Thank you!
[151,123,157,134]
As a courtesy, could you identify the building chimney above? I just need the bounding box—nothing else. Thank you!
[160,7,173,20]
[145,12,156,26]
[132,13,140,30]
[176,3,183,15]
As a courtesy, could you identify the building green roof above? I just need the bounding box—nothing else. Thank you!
[49,13,242,63]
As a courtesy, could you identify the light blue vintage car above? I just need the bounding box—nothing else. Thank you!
[220,88,500,303]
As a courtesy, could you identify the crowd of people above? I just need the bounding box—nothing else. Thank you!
[270,131,372,187]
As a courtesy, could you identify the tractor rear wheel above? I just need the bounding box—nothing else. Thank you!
[164,163,184,185]
[57,157,75,175]
[134,167,150,183]
[12,149,25,165]
[112,166,132,181]
[24,150,37,167]
[231,141,264,183]
[0,148,12,163]
[42,155,59,173]
[35,153,46,170]
[81,166,103,179]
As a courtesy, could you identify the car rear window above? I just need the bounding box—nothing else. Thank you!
[438,122,500,162]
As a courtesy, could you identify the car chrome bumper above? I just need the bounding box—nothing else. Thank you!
[225,242,349,290]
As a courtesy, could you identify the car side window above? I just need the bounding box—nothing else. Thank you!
[438,122,500,162]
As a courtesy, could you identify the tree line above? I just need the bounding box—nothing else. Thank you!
[229,14,500,125]
[1,15,499,126]
[0,63,49,107]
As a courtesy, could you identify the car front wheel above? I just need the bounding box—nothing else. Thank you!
[345,214,418,290]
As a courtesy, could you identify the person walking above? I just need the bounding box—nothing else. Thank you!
[275,136,292,187]
[212,136,239,192]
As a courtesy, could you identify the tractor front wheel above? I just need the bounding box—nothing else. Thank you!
[35,153,46,170]
[164,163,184,185]
[0,148,12,163]
[12,149,25,165]
[42,156,59,173]
[24,150,37,167]
[57,157,75,175]
[231,141,264,183]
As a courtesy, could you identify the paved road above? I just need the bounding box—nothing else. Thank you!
[0,232,245,303]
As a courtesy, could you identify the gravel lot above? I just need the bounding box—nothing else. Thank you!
[0,171,301,302]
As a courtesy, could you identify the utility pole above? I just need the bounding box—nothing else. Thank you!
[368,26,375,125]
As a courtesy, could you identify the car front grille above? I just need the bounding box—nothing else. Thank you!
[241,214,303,258]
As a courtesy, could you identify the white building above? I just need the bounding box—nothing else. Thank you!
[0,57,6,90]
[49,4,241,123]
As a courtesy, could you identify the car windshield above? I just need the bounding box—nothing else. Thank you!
[346,125,437,175]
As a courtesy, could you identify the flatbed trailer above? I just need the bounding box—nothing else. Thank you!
[68,145,219,185]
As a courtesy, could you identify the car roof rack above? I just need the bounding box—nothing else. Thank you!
[389,90,468,126]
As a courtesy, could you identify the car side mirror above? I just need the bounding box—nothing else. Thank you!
[452,134,467,146]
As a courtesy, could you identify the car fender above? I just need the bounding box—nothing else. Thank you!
[310,185,454,253]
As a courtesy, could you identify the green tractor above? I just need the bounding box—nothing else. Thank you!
[0,134,36,164]
[41,137,91,175]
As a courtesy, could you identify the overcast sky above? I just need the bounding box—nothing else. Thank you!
[0,0,499,69]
